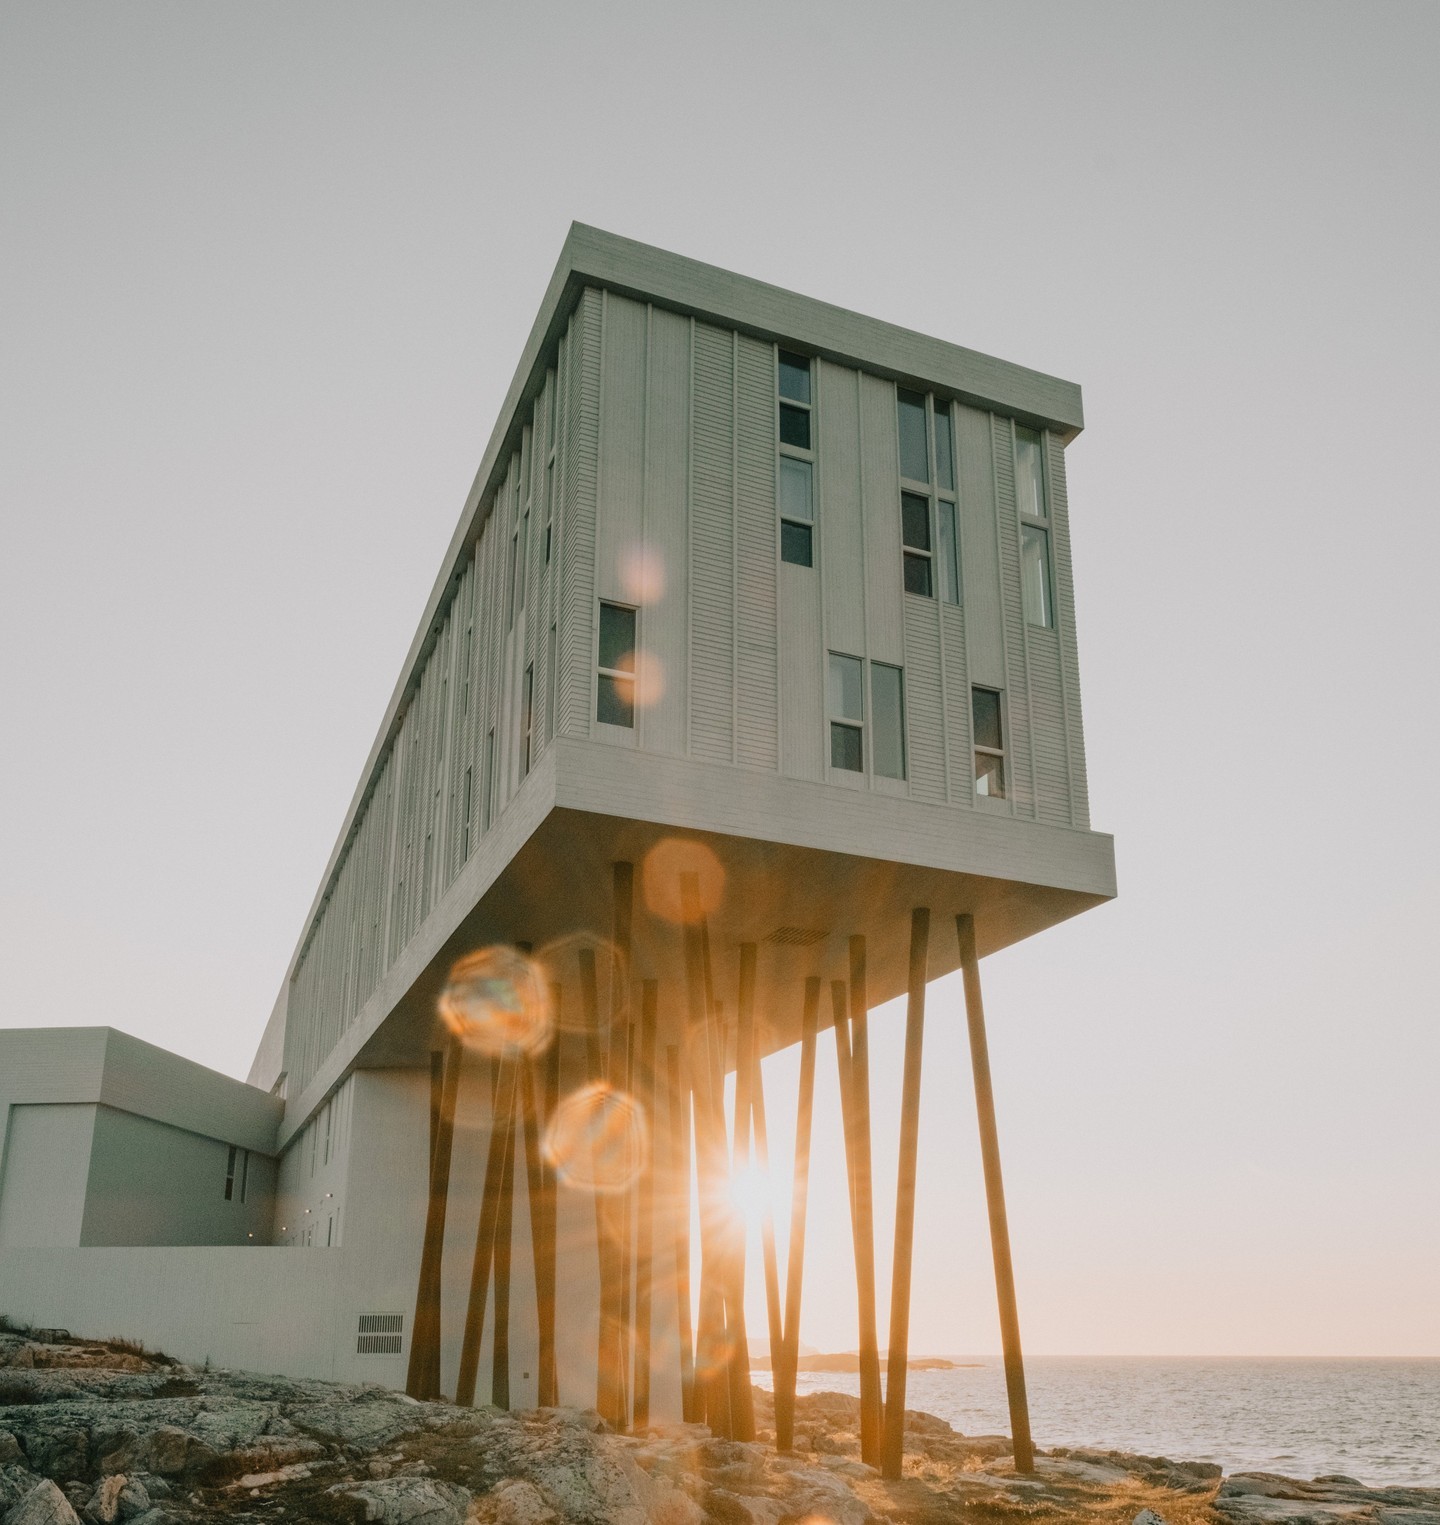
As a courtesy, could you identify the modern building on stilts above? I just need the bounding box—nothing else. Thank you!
[0,226,1115,1475]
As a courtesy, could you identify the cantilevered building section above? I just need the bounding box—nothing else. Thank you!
[0,226,1113,1473]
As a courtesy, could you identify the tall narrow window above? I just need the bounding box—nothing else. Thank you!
[224,1144,237,1201]
[777,351,815,567]
[597,603,637,727]
[483,729,496,830]
[898,390,960,603]
[547,622,557,744]
[521,664,534,775]
[972,687,1006,799]
[870,663,906,780]
[1015,426,1053,628]
[827,653,864,772]
[545,371,557,565]
[322,1103,332,1166]
[461,765,473,859]
[239,1149,249,1204]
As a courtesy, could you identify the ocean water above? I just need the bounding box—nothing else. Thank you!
[753,1358,1440,1487]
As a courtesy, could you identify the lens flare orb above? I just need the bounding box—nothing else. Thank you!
[640,836,726,925]
[438,946,552,1058]
[543,1081,648,1194]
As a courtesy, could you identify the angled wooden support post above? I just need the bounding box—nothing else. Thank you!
[725,944,759,1444]
[775,976,820,1453]
[456,1054,520,1406]
[611,861,635,1431]
[956,913,1035,1474]
[632,979,659,1431]
[747,1008,783,1394]
[491,1080,517,1408]
[680,871,733,1438]
[520,1058,556,1409]
[407,1034,462,1399]
[847,936,883,1469]
[579,943,622,1431]
[882,907,931,1479]
[666,1043,698,1422]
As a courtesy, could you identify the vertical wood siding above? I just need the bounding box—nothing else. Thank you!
[1047,433,1091,828]
[734,335,778,771]
[990,414,1036,818]
[688,321,736,763]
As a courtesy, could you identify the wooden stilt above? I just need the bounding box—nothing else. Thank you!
[632,980,658,1430]
[956,913,1035,1474]
[882,908,931,1478]
[407,1033,462,1400]
[775,976,820,1453]
[748,1023,783,1390]
[578,945,620,1428]
[666,1043,698,1422]
[837,938,883,1469]
[680,872,733,1438]
[725,946,758,1443]
[492,1084,516,1408]
[537,983,562,1407]
[609,863,635,1431]
[428,1050,444,1169]
[519,1060,555,1409]
[456,1055,519,1406]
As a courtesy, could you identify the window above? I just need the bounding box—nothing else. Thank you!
[545,371,558,565]
[521,664,534,775]
[828,653,863,771]
[897,390,960,603]
[870,664,906,780]
[483,729,496,830]
[972,687,1006,799]
[1015,426,1053,628]
[597,603,637,727]
[461,765,473,859]
[224,1145,237,1201]
[322,1103,332,1166]
[777,351,815,567]
[239,1149,250,1204]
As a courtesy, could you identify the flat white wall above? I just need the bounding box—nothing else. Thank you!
[81,1106,275,1247]
[0,1104,96,1249]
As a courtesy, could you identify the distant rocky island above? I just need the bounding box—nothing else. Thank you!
[750,1351,972,1372]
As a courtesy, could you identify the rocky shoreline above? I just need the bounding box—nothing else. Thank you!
[2,1325,1436,1525]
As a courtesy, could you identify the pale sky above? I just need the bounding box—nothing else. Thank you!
[2,1,1437,1358]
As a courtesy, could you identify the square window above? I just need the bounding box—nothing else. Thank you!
[830,722,863,772]
[779,352,812,404]
[780,458,813,523]
[827,653,864,723]
[901,492,931,551]
[781,520,813,567]
[975,751,1006,798]
[903,552,932,598]
[779,403,811,451]
[597,673,635,727]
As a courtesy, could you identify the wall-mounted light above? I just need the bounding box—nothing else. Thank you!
[324,1192,333,1199]
[304,1207,311,1214]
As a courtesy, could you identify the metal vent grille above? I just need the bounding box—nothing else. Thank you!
[357,1313,403,1354]
[765,926,828,947]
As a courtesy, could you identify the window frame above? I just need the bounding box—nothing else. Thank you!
[596,600,638,731]
[826,653,908,783]
[897,390,961,604]
[826,651,865,775]
[1014,424,1055,630]
[776,349,816,568]
[971,685,1008,802]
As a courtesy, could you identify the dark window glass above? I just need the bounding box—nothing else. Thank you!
[521,665,534,775]
[597,673,635,727]
[938,500,960,604]
[871,664,905,780]
[779,352,812,404]
[898,390,929,482]
[598,603,636,674]
[780,458,813,522]
[972,688,1003,751]
[779,403,811,451]
[514,515,529,614]
[934,404,955,492]
[903,553,933,597]
[901,491,931,550]
[224,1144,237,1202]
[830,722,863,772]
[781,520,813,566]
